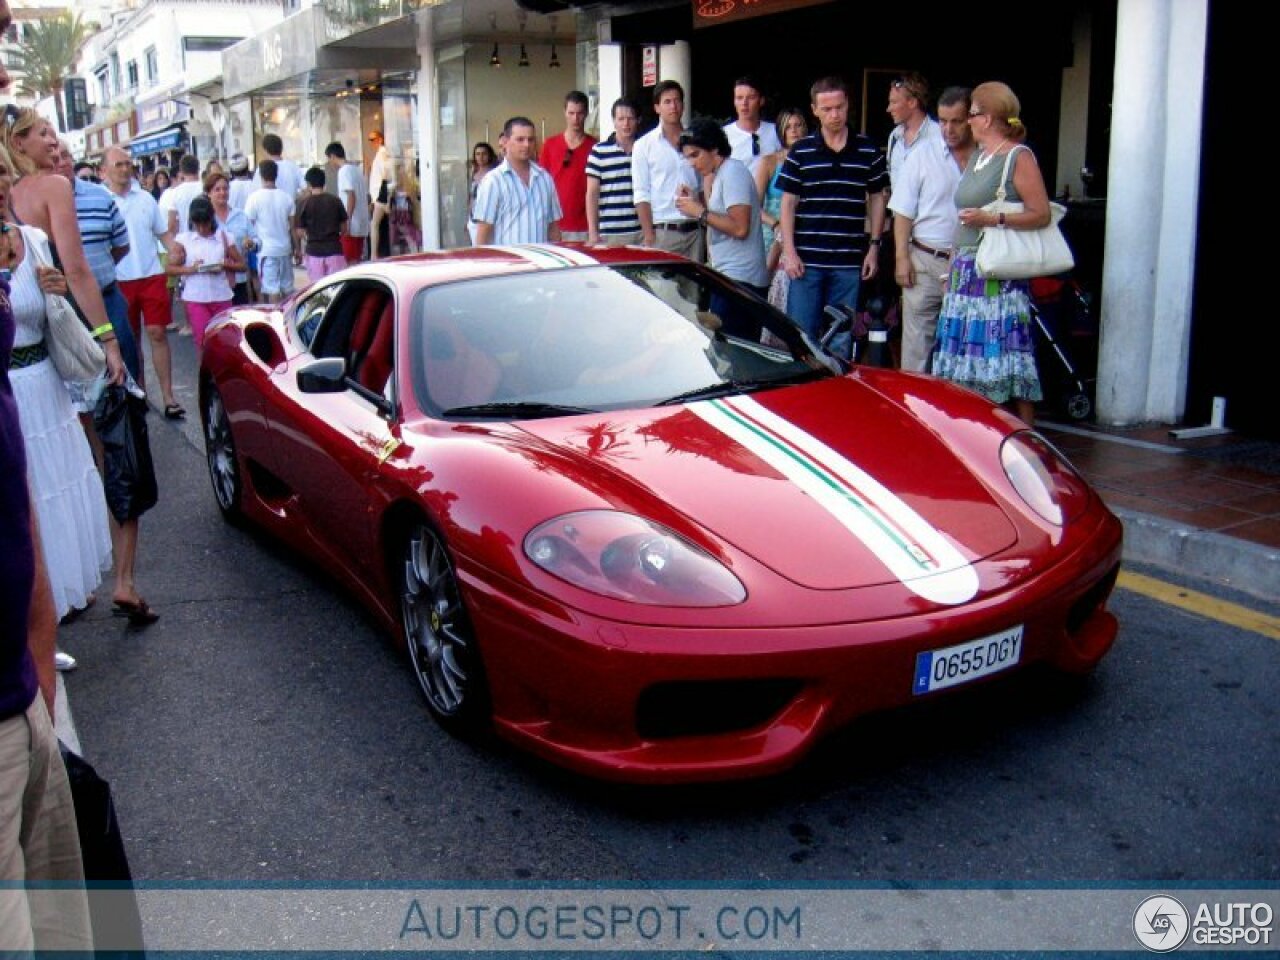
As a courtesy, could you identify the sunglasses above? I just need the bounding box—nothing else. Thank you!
[968,107,985,117]
[562,147,574,168]
[751,132,760,156]
[3,104,20,127]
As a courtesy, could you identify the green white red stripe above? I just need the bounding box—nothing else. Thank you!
[689,395,980,605]
[491,244,599,269]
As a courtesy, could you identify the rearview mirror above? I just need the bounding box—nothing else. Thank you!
[297,357,347,394]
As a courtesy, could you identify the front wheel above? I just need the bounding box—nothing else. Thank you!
[203,384,242,520]
[401,523,488,734]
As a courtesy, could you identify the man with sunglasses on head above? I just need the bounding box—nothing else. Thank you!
[723,76,781,177]
[886,73,937,194]
[539,91,596,242]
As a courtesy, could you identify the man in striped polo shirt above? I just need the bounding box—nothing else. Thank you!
[586,98,641,246]
[474,116,562,245]
[56,141,140,384]
[778,76,888,359]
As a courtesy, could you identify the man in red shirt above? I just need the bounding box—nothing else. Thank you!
[539,90,596,242]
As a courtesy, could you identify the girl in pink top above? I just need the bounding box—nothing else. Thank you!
[167,195,244,348]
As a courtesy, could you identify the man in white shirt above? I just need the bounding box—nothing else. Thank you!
[886,72,938,193]
[103,145,182,411]
[244,159,298,303]
[473,117,562,245]
[889,86,976,371]
[252,133,303,201]
[159,153,203,236]
[227,153,255,211]
[632,79,702,261]
[367,129,391,260]
[722,76,781,176]
[326,141,369,263]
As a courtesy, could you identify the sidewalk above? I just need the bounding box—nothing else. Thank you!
[1038,420,1279,601]
[143,299,1279,603]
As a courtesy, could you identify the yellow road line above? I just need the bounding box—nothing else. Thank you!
[1116,570,1280,641]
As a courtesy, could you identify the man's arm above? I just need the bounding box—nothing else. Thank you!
[862,190,887,280]
[586,175,602,243]
[28,509,56,715]
[630,137,656,246]
[893,212,915,288]
[475,221,494,245]
[779,191,804,280]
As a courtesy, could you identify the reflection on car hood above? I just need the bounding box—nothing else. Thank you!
[515,378,1019,597]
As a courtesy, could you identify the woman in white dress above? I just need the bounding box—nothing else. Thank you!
[0,147,113,620]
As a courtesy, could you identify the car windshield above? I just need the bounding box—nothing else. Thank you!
[410,263,838,419]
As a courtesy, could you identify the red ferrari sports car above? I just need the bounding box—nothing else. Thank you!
[199,244,1121,783]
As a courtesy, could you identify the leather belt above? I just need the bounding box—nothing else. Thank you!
[655,221,699,233]
[911,238,951,259]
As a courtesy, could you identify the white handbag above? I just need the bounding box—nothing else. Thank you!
[21,225,107,383]
[975,147,1075,280]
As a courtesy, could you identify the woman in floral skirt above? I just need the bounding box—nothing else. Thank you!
[932,81,1051,424]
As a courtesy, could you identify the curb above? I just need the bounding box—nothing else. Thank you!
[1115,507,1279,602]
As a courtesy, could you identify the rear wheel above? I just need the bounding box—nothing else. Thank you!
[401,523,488,734]
[1066,392,1093,421]
[203,385,242,519]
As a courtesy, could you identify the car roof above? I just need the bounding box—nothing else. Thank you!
[338,243,690,290]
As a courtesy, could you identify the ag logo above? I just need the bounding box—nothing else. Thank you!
[1134,895,1190,952]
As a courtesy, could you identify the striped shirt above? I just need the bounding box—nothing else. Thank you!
[73,178,129,290]
[777,130,888,269]
[472,159,562,245]
[585,136,640,235]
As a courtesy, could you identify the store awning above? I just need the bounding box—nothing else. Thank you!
[129,123,186,156]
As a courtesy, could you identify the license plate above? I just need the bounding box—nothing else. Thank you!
[913,625,1024,695]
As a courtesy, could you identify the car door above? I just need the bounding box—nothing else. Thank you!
[263,280,403,580]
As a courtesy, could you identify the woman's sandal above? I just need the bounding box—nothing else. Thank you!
[112,598,160,626]
[164,403,186,420]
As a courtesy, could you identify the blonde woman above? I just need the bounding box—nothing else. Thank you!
[0,144,113,621]
[932,82,1049,424]
[1,106,125,386]
[754,107,808,311]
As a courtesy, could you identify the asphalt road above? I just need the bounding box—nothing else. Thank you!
[56,406,1280,893]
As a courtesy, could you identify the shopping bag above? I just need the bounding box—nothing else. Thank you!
[93,385,158,524]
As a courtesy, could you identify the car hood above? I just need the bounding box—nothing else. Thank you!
[514,378,1019,604]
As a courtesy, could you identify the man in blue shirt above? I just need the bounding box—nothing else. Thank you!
[56,140,140,383]
[778,76,888,359]
[474,117,562,245]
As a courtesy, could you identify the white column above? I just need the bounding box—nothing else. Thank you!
[415,9,441,250]
[597,43,623,140]
[1096,0,1208,425]
[658,41,691,126]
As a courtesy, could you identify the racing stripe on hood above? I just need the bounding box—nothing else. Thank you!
[490,245,599,269]
[689,395,980,605]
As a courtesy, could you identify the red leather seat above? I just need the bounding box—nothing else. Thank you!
[357,299,395,394]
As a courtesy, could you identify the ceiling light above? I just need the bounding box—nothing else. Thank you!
[490,43,501,67]
[549,43,560,68]
[518,43,529,67]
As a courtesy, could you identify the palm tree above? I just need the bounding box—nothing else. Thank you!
[9,12,92,133]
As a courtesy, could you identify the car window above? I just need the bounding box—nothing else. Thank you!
[410,264,834,418]
[309,283,397,401]
[293,283,342,350]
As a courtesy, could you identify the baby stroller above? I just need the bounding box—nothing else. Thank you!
[1029,275,1097,421]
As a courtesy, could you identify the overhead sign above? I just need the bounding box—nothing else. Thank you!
[692,0,836,28]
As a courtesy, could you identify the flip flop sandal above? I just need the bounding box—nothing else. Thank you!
[112,598,160,626]
[164,403,187,419]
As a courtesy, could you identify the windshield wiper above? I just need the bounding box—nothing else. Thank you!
[657,368,831,406]
[441,401,598,419]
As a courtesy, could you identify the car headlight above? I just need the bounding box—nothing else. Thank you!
[1000,430,1089,525]
[524,510,746,606]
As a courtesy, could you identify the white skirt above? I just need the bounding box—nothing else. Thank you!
[11,357,113,618]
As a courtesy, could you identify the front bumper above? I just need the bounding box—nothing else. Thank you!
[461,516,1123,784]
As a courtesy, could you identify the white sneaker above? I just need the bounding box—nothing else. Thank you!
[54,650,77,672]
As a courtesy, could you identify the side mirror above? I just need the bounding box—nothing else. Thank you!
[297,357,347,394]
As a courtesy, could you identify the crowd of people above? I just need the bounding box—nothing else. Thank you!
[471,73,1052,422]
